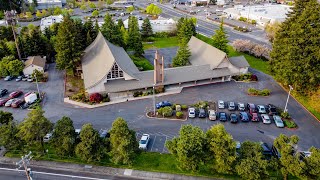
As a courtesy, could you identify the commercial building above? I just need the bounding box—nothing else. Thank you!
[123,17,177,33]
[40,15,63,32]
[224,4,292,27]
[28,0,66,10]
[81,32,249,98]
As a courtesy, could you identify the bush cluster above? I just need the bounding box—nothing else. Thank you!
[247,88,270,96]
[181,104,188,110]
[176,111,183,119]
[283,120,297,128]
[157,106,173,117]
[280,111,291,119]
[233,73,258,81]
[89,93,103,103]
[70,91,87,102]
[194,101,208,109]
[232,39,271,60]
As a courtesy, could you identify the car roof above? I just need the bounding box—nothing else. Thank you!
[229,102,235,105]
[261,114,269,118]
[141,134,149,140]
[218,100,224,103]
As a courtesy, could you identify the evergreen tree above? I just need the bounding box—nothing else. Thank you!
[177,17,196,44]
[84,19,97,46]
[21,28,47,57]
[101,13,124,47]
[270,0,320,94]
[165,125,206,171]
[127,16,144,56]
[141,18,153,37]
[211,21,229,53]
[117,18,124,29]
[109,117,138,165]
[172,39,191,67]
[0,120,22,150]
[51,116,76,156]
[55,15,82,72]
[75,123,104,162]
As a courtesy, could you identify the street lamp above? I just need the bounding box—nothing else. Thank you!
[153,84,156,116]
[284,85,293,113]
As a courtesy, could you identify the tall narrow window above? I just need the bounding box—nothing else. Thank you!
[106,62,124,80]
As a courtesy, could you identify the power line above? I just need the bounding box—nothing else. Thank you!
[16,151,33,180]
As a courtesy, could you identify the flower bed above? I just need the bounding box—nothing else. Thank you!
[233,73,258,82]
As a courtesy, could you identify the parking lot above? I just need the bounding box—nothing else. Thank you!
[136,131,170,153]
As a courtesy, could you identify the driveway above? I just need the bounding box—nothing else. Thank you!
[1,65,320,152]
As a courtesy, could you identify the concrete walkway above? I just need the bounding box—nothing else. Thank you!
[0,157,216,180]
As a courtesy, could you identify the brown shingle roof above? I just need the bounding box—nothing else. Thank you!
[24,56,46,68]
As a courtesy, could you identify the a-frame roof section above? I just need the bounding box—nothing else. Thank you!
[81,31,139,89]
[188,36,227,69]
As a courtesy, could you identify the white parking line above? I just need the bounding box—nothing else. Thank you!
[162,136,168,153]
[150,136,157,152]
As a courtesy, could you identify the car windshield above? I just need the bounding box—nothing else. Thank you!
[270,108,277,112]
[140,140,147,144]
[231,114,236,118]
[190,112,195,114]
[260,107,265,110]
[239,104,244,107]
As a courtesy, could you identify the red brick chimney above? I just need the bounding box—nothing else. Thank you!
[154,50,164,85]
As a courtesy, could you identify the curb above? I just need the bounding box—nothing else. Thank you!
[145,112,188,121]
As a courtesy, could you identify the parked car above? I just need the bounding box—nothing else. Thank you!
[273,115,284,128]
[156,101,172,109]
[261,114,271,124]
[219,112,227,121]
[208,110,217,120]
[4,76,13,81]
[218,100,225,109]
[257,105,267,114]
[0,89,8,97]
[43,133,53,143]
[251,113,259,122]
[188,107,196,118]
[260,142,272,159]
[0,98,9,106]
[271,145,281,159]
[298,151,312,160]
[25,93,38,104]
[9,91,23,98]
[228,102,236,111]
[199,108,206,118]
[239,112,250,122]
[267,104,278,115]
[22,75,28,81]
[15,76,22,82]
[238,103,245,111]
[5,99,15,107]
[75,129,81,138]
[230,113,238,123]
[11,99,25,108]
[99,129,110,138]
[20,102,30,109]
[247,103,257,115]
[24,91,36,98]
[27,77,34,82]
[139,134,150,150]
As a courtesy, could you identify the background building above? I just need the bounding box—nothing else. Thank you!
[28,0,65,10]
[123,17,177,33]
[40,15,63,32]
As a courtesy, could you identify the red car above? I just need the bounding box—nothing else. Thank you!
[11,99,25,108]
[251,113,259,122]
[247,103,257,115]
[9,91,23,98]
[0,98,9,106]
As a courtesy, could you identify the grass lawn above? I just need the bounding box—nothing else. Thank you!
[130,55,153,71]
[143,36,179,49]
[291,92,320,121]
[195,34,270,75]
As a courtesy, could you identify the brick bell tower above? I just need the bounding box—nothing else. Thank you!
[153,50,164,85]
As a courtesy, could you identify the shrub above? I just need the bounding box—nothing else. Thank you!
[181,104,188,110]
[70,91,87,102]
[155,87,165,94]
[251,74,258,81]
[195,101,208,109]
[232,39,271,60]
[89,93,103,103]
[101,93,110,102]
[283,120,297,128]
[239,17,247,22]
[281,111,291,119]
[248,88,259,95]
[154,32,169,38]
[259,89,270,96]
[176,111,183,119]
[133,91,143,97]
[157,106,173,117]
[251,20,256,24]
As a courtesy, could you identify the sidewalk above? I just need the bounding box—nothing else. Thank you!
[0,157,215,180]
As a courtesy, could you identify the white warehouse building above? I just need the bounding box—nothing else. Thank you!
[40,15,63,32]
[224,4,292,27]
[28,0,66,10]
[123,17,177,33]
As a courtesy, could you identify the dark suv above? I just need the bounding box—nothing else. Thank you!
[267,104,278,115]
[0,89,8,97]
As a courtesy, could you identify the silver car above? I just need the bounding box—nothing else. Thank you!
[218,100,225,109]
[273,115,284,128]
[257,105,267,114]
[208,110,217,120]
[261,114,271,124]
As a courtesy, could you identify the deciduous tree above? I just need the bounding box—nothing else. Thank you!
[0,120,22,150]
[7,59,24,76]
[206,124,236,174]
[146,4,162,15]
[0,111,13,125]
[165,124,206,171]
[211,21,228,53]
[109,117,138,165]
[52,116,76,156]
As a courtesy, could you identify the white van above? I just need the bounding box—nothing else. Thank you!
[25,93,38,104]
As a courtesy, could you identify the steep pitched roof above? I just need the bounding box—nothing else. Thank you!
[24,56,46,68]
[188,36,227,69]
[229,56,250,68]
[81,32,139,89]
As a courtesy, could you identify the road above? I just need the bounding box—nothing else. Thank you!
[0,164,139,180]
[135,0,271,47]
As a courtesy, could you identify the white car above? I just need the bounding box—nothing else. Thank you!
[273,115,284,128]
[5,99,15,107]
[75,129,81,138]
[139,134,150,150]
[257,105,267,114]
[238,103,245,111]
[43,133,52,143]
[208,110,216,120]
[188,107,196,118]
[218,100,225,109]
[261,114,271,124]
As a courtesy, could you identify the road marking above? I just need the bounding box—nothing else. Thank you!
[150,135,157,152]
[0,168,110,180]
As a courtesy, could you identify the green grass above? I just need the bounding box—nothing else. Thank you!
[143,36,179,49]
[291,92,320,121]
[195,34,271,75]
[130,55,154,71]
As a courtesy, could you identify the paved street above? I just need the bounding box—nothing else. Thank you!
[1,64,320,151]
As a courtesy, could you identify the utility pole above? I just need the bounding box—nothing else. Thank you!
[35,75,41,99]
[16,151,33,180]
[4,10,22,61]
[284,85,293,113]
[247,0,251,29]
[153,84,156,116]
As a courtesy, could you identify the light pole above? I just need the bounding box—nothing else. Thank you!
[153,84,156,116]
[284,85,293,113]
[35,75,41,99]
[16,151,33,180]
